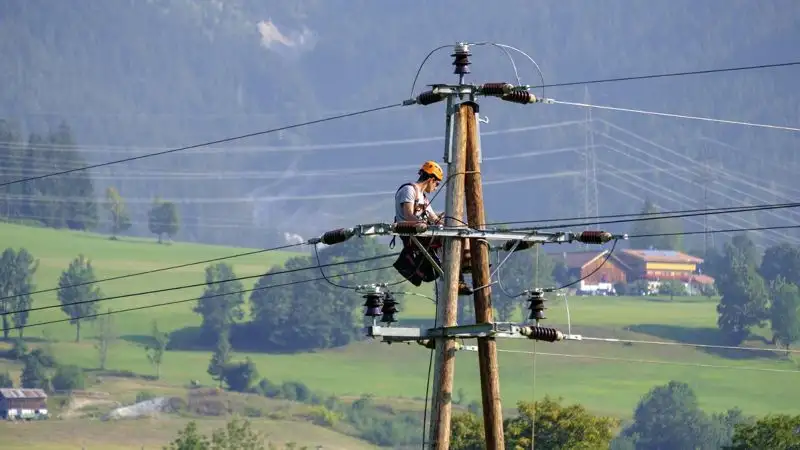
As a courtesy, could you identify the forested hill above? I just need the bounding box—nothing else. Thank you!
[1,0,799,250]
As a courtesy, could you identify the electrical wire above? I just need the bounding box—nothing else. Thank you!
[0,241,307,302]
[1,264,395,334]
[5,203,793,306]
[532,61,800,89]
[485,202,800,228]
[629,224,800,238]
[420,278,439,449]
[0,103,403,187]
[549,99,800,133]
[507,203,800,233]
[0,252,399,319]
[579,336,800,356]
[480,348,800,375]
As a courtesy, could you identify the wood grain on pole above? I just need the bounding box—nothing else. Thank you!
[463,101,505,449]
[428,101,468,449]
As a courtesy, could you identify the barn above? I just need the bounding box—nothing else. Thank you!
[549,249,630,294]
[0,388,49,420]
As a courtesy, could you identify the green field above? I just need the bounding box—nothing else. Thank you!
[1,222,799,447]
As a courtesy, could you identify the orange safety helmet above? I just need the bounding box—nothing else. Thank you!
[419,160,443,181]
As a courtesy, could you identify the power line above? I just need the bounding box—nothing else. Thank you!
[549,99,800,133]
[529,202,800,231]
[629,224,800,239]
[0,241,307,303]
[483,348,800,375]
[1,264,395,334]
[579,335,800,355]
[6,204,795,305]
[0,252,399,318]
[487,202,800,228]
[533,61,800,89]
[0,103,402,187]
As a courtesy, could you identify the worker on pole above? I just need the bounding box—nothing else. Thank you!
[391,160,472,295]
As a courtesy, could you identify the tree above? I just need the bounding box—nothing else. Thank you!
[769,277,800,353]
[0,248,18,340]
[166,417,270,450]
[759,243,800,286]
[94,308,117,370]
[714,235,769,344]
[9,248,38,338]
[145,320,169,379]
[51,364,85,391]
[450,412,485,450]
[148,197,180,243]
[104,186,132,239]
[221,358,259,392]
[615,380,745,450]
[628,198,684,251]
[504,396,619,449]
[193,262,245,345]
[0,248,39,339]
[0,371,13,388]
[20,354,49,390]
[57,254,103,342]
[164,420,210,450]
[209,416,266,450]
[208,332,232,388]
[658,279,687,300]
[725,414,800,449]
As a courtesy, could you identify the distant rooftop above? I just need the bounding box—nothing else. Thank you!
[621,249,703,264]
[0,388,48,399]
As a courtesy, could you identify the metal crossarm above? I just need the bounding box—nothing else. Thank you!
[310,221,628,248]
[364,321,584,343]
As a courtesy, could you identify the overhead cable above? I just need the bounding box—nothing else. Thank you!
[1,264,395,334]
[8,204,795,303]
[549,99,800,133]
[486,202,800,228]
[0,241,308,303]
[522,202,800,231]
[485,348,800,375]
[628,224,800,238]
[532,61,800,89]
[0,103,402,187]
[0,252,399,318]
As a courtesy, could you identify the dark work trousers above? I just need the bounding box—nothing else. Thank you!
[392,235,443,286]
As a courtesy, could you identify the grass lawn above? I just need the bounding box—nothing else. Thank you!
[1,221,798,446]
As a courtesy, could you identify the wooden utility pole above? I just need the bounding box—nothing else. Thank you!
[427,99,469,448]
[464,101,505,449]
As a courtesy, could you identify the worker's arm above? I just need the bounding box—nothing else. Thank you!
[400,202,418,221]
[425,205,442,224]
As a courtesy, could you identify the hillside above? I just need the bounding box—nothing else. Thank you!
[1,0,799,250]
[1,222,797,419]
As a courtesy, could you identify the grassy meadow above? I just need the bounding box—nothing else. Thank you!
[1,221,799,447]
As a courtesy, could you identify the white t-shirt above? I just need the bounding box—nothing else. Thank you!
[394,183,435,223]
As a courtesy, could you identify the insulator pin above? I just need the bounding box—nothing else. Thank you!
[363,293,383,318]
[501,91,537,104]
[394,221,429,235]
[417,90,446,106]
[320,229,351,245]
[526,290,546,321]
[452,43,471,75]
[380,293,399,324]
[521,326,563,342]
[481,82,514,96]
[503,239,534,252]
[577,230,613,244]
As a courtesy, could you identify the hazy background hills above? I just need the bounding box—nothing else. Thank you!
[2,0,799,250]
